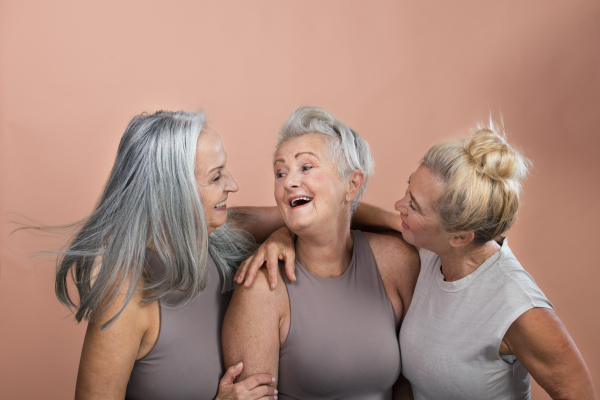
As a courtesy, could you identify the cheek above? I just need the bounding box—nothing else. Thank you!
[312,170,343,193]
[274,181,284,200]
[200,185,221,208]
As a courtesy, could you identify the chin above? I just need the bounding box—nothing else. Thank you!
[400,231,415,246]
[284,218,311,235]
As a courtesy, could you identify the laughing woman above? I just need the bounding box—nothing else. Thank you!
[222,106,420,399]
[59,110,280,400]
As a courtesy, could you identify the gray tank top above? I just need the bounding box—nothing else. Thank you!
[277,230,401,400]
[126,250,231,400]
[400,239,553,400]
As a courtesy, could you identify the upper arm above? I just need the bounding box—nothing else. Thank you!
[222,268,288,385]
[364,231,420,323]
[227,206,284,243]
[75,280,157,400]
[352,202,403,232]
[504,307,596,399]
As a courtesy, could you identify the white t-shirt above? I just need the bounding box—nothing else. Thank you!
[400,238,553,400]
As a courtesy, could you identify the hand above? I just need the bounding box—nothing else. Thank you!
[215,362,278,400]
[234,227,296,289]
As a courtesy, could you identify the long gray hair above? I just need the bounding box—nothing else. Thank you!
[55,110,255,329]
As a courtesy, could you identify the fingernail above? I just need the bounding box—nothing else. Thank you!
[274,389,278,394]
[244,280,249,287]
[271,282,276,289]
[272,377,276,382]
[236,361,243,368]
[274,396,278,399]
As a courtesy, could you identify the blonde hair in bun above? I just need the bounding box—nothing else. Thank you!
[421,119,530,245]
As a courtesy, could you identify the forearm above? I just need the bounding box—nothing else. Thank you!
[230,202,401,243]
[352,202,403,232]
[228,206,284,243]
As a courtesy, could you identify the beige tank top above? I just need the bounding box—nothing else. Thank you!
[125,250,231,400]
[277,230,401,400]
[400,238,553,400]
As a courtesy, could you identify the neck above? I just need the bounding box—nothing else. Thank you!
[294,221,354,278]
[438,240,501,282]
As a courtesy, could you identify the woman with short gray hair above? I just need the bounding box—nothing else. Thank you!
[60,110,283,399]
[222,106,420,399]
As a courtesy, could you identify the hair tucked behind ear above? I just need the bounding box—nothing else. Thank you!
[421,119,530,245]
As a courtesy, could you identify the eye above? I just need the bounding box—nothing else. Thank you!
[409,200,416,211]
[212,173,221,182]
[275,171,286,179]
[301,165,313,172]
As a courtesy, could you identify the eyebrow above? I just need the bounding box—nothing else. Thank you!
[207,165,224,174]
[203,154,227,175]
[273,151,319,166]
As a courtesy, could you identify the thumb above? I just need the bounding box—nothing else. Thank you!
[220,362,243,386]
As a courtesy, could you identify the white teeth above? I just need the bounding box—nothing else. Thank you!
[214,200,227,208]
[290,197,313,207]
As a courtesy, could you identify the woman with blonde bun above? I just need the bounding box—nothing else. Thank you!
[397,123,596,399]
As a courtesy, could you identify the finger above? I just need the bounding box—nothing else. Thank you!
[237,257,252,284]
[235,260,246,283]
[240,373,276,390]
[220,362,243,386]
[249,384,278,399]
[244,249,267,287]
[266,245,281,289]
[284,248,296,282]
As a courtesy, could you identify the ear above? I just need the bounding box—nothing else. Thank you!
[346,170,365,202]
[449,231,475,248]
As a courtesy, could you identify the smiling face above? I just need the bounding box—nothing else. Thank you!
[273,134,353,234]
[394,165,448,252]
[195,127,239,235]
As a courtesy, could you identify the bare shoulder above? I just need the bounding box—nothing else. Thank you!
[225,265,289,336]
[363,231,420,278]
[85,274,159,357]
[77,274,159,398]
[363,231,420,319]
[231,263,288,307]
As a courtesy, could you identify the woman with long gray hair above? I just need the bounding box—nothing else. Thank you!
[59,110,285,399]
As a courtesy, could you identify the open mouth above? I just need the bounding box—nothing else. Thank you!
[214,199,227,209]
[290,197,313,208]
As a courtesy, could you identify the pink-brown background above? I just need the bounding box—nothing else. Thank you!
[1,1,599,398]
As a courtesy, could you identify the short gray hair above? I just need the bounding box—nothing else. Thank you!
[276,106,374,211]
[53,110,255,329]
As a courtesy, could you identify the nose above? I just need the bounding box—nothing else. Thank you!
[283,170,301,190]
[395,194,409,214]
[225,171,239,193]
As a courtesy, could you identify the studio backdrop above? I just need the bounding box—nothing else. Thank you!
[1,1,599,399]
